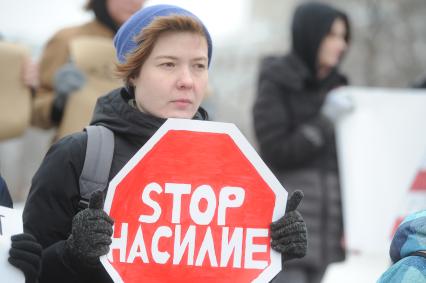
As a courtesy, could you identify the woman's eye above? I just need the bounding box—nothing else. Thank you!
[194,63,206,70]
[161,62,175,68]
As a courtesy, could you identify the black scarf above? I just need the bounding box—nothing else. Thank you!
[91,0,119,33]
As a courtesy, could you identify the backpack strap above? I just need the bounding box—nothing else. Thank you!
[78,125,114,210]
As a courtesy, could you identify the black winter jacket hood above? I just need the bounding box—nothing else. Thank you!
[291,2,350,77]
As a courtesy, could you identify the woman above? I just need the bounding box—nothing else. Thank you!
[24,5,306,283]
[253,2,351,283]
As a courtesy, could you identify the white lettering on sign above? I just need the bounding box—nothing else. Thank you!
[165,183,191,224]
[109,224,268,269]
[127,225,149,264]
[190,185,216,225]
[220,227,243,268]
[245,228,269,269]
[139,183,246,226]
[218,187,245,226]
[173,225,195,265]
[151,226,172,264]
[108,182,269,269]
[138,183,162,223]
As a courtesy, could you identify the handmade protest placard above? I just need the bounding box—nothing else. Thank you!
[0,206,24,283]
[101,119,286,283]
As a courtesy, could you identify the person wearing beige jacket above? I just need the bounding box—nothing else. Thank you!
[31,0,145,140]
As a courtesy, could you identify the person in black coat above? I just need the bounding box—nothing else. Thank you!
[412,76,426,89]
[23,4,307,283]
[0,174,13,207]
[253,2,352,283]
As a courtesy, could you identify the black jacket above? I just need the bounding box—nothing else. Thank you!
[23,88,208,283]
[253,2,350,271]
[0,175,13,208]
[253,53,347,270]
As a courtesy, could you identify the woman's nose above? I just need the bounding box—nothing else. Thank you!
[176,67,194,89]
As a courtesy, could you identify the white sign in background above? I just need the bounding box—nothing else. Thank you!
[0,205,25,283]
[333,87,426,255]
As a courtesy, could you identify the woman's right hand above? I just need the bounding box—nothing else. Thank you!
[65,190,114,267]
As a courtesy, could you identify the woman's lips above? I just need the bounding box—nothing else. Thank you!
[171,99,192,108]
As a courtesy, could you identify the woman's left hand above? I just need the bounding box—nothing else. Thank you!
[270,190,307,261]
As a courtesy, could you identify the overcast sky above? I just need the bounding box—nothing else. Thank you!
[0,0,249,55]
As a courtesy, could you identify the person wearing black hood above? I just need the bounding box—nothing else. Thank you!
[31,0,145,135]
[23,5,308,283]
[253,2,351,283]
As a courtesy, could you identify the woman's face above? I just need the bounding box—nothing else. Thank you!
[317,18,348,71]
[107,0,145,26]
[131,31,209,119]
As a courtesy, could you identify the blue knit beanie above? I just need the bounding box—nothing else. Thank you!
[114,4,212,66]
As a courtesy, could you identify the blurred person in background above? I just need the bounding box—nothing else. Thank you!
[253,2,352,283]
[0,33,39,97]
[22,57,39,96]
[0,36,40,202]
[377,209,426,282]
[30,0,145,140]
[0,174,13,207]
[411,75,426,89]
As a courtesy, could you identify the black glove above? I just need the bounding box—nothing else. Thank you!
[270,190,307,261]
[8,233,42,283]
[65,190,113,267]
[51,62,85,124]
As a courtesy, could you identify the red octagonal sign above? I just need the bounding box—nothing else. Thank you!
[101,119,287,282]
